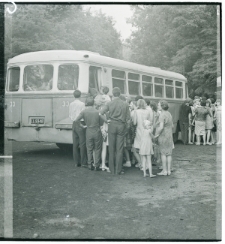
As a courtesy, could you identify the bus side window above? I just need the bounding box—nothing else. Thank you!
[58,64,79,90]
[175,81,183,99]
[7,67,20,92]
[112,69,126,94]
[154,77,163,98]
[165,79,174,98]
[142,75,153,96]
[89,66,102,91]
[128,72,140,95]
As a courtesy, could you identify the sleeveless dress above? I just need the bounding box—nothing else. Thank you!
[139,128,154,156]
[133,109,151,149]
[158,111,174,156]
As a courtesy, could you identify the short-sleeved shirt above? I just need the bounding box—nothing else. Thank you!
[100,97,130,123]
[195,106,210,121]
[69,99,85,121]
[179,103,191,123]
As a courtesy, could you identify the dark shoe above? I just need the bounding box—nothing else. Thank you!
[88,166,94,170]
[75,164,81,167]
[94,167,100,171]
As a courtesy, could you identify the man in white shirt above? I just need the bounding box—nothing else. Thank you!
[69,90,87,167]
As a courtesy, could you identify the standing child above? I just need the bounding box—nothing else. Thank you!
[139,120,156,178]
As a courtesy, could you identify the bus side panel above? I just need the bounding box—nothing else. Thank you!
[5,97,21,124]
[53,97,74,128]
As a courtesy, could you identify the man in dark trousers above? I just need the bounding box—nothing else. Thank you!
[179,99,192,145]
[75,97,105,170]
[100,87,130,175]
[69,90,87,167]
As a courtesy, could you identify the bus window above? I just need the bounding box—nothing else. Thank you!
[142,75,153,96]
[58,64,79,90]
[165,79,174,98]
[128,72,140,95]
[175,81,183,99]
[7,67,20,92]
[154,77,163,97]
[23,65,53,91]
[89,66,101,91]
[112,69,126,94]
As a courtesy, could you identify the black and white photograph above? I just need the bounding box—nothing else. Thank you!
[0,1,222,240]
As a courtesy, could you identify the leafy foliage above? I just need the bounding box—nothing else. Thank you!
[5,4,122,64]
[128,5,220,98]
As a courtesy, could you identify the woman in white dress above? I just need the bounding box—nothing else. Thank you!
[133,99,151,169]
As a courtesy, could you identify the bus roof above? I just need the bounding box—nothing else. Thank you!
[8,50,187,81]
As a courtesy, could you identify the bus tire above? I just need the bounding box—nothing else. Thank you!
[56,143,73,152]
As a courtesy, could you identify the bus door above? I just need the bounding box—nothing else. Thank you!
[89,66,103,92]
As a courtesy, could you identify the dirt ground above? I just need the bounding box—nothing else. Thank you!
[4,140,222,240]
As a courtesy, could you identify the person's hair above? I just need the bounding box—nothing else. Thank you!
[210,98,215,104]
[126,96,132,105]
[201,100,206,106]
[132,100,137,107]
[144,98,150,106]
[137,99,146,109]
[112,87,121,97]
[201,97,207,102]
[85,97,94,106]
[194,96,200,100]
[150,101,157,112]
[89,88,98,98]
[159,100,169,110]
[188,99,194,106]
[119,95,126,101]
[216,99,221,105]
[102,86,109,95]
[73,90,81,98]
[135,95,143,101]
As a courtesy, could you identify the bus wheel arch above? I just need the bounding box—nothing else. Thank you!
[56,143,73,153]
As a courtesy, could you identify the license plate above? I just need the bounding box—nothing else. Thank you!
[31,118,44,124]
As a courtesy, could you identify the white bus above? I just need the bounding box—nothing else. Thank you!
[5,50,188,148]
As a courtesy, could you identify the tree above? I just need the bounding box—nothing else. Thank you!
[128,4,219,97]
[5,4,122,64]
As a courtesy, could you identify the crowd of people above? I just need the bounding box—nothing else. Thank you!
[69,86,221,177]
[69,86,174,177]
[179,96,222,146]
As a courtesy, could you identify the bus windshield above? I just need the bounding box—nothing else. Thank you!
[23,64,53,91]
